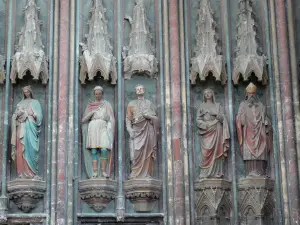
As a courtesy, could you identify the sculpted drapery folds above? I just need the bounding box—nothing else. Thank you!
[126,84,159,179]
[236,83,272,177]
[11,86,43,179]
[82,86,115,179]
[196,88,230,179]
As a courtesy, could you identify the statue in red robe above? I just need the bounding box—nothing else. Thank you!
[236,83,272,177]
[196,88,230,179]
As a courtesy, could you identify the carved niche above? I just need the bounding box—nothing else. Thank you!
[194,179,232,225]
[10,0,48,84]
[80,0,117,85]
[190,0,226,85]
[123,0,158,80]
[238,178,275,225]
[0,55,4,83]
[233,0,268,85]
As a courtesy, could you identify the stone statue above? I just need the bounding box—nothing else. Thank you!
[126,84,159,179]
[196,88,230,179]
[236,83,272,177]
[11,86,43,179]
[82,86,115,178]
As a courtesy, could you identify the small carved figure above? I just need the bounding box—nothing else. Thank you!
[82,86,115,178]
[11,86,43,179]
[196,88,230,179]
[126,84,159,179]
[236,83,272,177]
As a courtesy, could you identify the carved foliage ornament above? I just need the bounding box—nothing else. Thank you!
[190,0,226,85]
[11,0,48,84]
[79,179,117,212]
[233,0,268,85]
[7,179,46,213]
[124,178,162,212]
[0,55,4,83]
[123,0,158,79]
[80,0,117,84]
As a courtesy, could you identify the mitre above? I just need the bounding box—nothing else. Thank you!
[246,82,257,93]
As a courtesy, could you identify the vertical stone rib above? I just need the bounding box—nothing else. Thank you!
[275,0,300,223]
[169,0,185,224]
[56,0,70,224]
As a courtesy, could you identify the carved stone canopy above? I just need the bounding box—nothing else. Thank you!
[233,0,268,85]
[123,0,158,80]
[190,0,226,85]
[80,0,117,85]
[124,178,162,212]
[7,179,46,213]
[79,178,117,212]
[10,0,48,84]
[0,55,5,84]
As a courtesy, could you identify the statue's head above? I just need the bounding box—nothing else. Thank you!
[22,85,33,99]
[203,88,215,103]
[245,82,258,103]
[93,86,103,101]
[135,84,145,96]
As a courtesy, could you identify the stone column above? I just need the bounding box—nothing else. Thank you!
[168,0,185,224]
[274,0,300,223]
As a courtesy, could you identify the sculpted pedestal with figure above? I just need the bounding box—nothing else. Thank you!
[194,88,232,224]
[124,84,162,212]
[236,83,274,224]
[78,86,117,212]
[7,86,46,213]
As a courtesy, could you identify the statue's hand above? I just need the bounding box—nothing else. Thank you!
[143,113,152,120]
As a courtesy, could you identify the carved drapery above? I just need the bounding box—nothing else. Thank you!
[190,0,226,85]
[233,0,268,85]
[123,0,158,79]
[79,0,117,85]
[10,0,48,84]
[0,55,4,83]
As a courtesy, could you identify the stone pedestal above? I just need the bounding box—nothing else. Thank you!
[124,178,162,212]
[238,178,275,225]
[79,178,117,212]
[194,179,232,225]
[7,179,46,213]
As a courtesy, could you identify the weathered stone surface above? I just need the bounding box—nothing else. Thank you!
[238,178,275,225]
[233,0,268,85]
[10,0,48,84]
[79,178,117,212]
[0,55,4,83]
[124,178,162,212]
[123,0,158,80]
[7,179,46,213]
[190,0,226,85]
[194,179,232,225]
[79,0,117,85]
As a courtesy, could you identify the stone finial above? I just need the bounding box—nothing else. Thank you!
[80,0,117,84]
[190,0,226,85]
[233,0,268,85]
[0,55,5,84]
[10,0,48,84]
[123,0,158,79]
